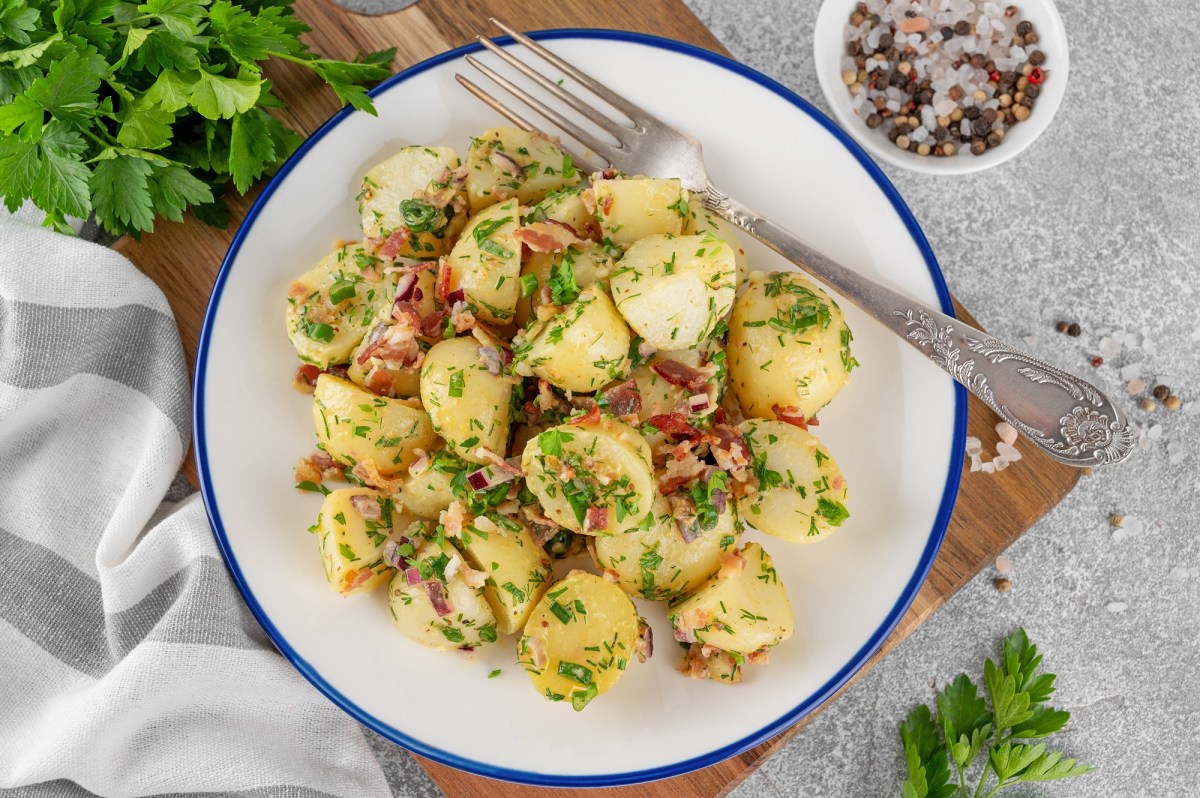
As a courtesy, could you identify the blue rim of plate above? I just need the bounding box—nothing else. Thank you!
[195,28,967,788]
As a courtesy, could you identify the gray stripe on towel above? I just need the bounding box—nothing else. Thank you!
[0,299,190,447]
[0,780,343,798]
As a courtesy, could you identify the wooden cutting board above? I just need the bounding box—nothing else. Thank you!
[114,0,1080,794]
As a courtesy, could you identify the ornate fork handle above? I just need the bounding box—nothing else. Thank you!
[705,185,1135,467]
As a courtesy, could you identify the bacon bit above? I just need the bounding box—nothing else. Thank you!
[585,506,609,533]
[514,221,580,253]
[601,568,621,584]
[669,494,701,543]
[295,451,342,485]
[580,188,596,215]
[344,568,374,591]
[475,446,524,477]
[448,300,476,333]
[439,501,468,538]
[351,460,406,494]
[404,567,421,586]
[646,412,702,440]
[771,403,810,429]
[830,474,845,491]
[718,551,747,579]
[364,366,396,396]
[393,272,419,305]
[357,311,422,369]
[707,424,751,481]
[293,363,321,392]
[536,379,563,414]
[424,581,454,617]
[348,494,381,520]
[375,228,411,260]
[567,404,602,426]
[526,635,549,671]
[747,648,771,665]
[421,309,448,338]
[652,359,709,392]
[460,563,488,589]
[601,380,642,419]
[635,619,654,663]
[659,452,706,495]
[598,194,614,216]
[579,218,603,242]
[489,149,523,176]
[672,607,710,645]
[678,644,710,678]
[288,281,310,298]
[435,260,453,304]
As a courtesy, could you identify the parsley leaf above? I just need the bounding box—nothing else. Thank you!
[899,629,1092,798]
[90,154,155,233]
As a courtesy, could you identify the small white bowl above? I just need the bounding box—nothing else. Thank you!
[813,0,1070,175]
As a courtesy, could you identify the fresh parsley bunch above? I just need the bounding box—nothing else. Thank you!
[900,629,1093,798]
[0,0,395,236]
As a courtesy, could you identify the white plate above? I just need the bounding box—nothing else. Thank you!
[196,30,965,787]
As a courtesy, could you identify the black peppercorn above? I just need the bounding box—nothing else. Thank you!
[970,53,986,69]
[1025,84,1040,99]
[1153,385,1171,401]
[964,105,981,120]
[1025,31,1039,45]
[941,26,955,39]
[918,88,934,104]
[879,32,894,49]
[1016,20,1033,36]
[972,118,990,136]
[982,107,998,124]
[1067,323,1082,337]
[955,20,970,35]
[888,127,901,143]
[970,139,987,156]
[1028,49,1045,66]
[866,113,883,129]
[987,131,1002,148]
[1055,321,1070,334]
[934,126,949,141]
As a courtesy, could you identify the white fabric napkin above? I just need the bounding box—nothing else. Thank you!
[0,217,393,797]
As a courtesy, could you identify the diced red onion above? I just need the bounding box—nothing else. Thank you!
[394,271,418,303]
[446,288,465,306]
[466,464,518,491]
[687,393,711,413]
[490,150,523,175]
[478,346,503,376]
[711,489,727,515]
[349,494,381,520]
[673,626,696,644]
[382,541,403,569]
[404,567,421,586]
[424,581,453,617]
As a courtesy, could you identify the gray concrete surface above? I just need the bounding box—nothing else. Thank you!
[351,1,1200,795]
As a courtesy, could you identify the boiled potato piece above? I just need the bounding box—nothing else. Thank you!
[399,453,459,519]
[358,145,464,258]
[387,538,498,650]
[728,272,856,421]
[681,193,749,287]
[593,489,740,601]
[286,244,388,368]
[445,198,521,324]
[316,488,425,595]
[419,337,513,464]
[592,177,684,247]
[457,515,554,635]
[346,269,437,397]
[465,127,580,212]
[313,374,436,478]
[518,570,639,710]
[515,242,613,327]
[525,186,594,235]
[736,419,849,543]
[609,234,736,351]
[668,542,793,655]
[521,417,655,536]
[514,286,631,393]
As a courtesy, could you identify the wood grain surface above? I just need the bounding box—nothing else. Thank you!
[114,0,1079,794]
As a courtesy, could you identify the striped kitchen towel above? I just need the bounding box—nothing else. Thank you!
[0,218,392,797]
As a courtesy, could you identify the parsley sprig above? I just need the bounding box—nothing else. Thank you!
[899,629,1092,798]
[0,0,394,236]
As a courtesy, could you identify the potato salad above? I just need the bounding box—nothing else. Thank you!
[287,127,858,711]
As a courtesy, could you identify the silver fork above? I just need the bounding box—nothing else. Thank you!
[456,19,1134,468]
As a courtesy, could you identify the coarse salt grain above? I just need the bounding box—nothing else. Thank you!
[995,554,1013,575]
[1098,336,1121,359]
[1122,515,1144,536]
[996,422,1018,445]
[1120,362,1144,380]
[1127,377,1145,395]
[1106,601,1129,613]
[981,461,996,474]
[1111,527,1128,543]
[996,441,1022,462]
[966,436,983,456]
[993,456,1010,471]
[1147,423,1163,441]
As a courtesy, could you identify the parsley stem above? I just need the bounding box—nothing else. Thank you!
[971,761,994,798]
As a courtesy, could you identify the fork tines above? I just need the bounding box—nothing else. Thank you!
[455,18,650,173]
